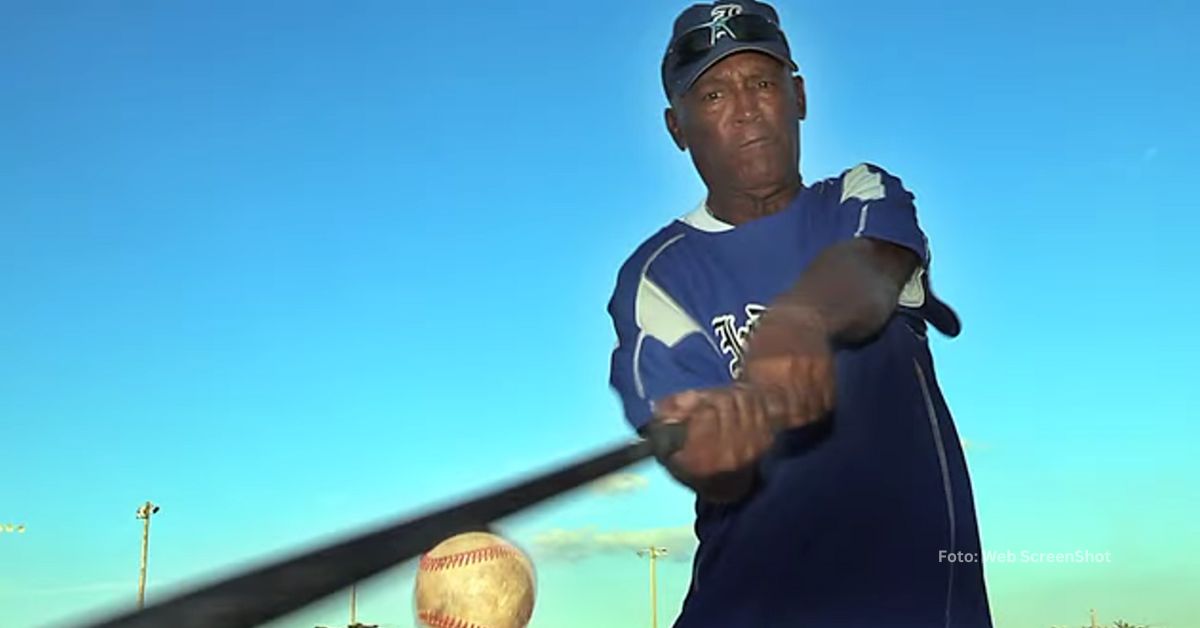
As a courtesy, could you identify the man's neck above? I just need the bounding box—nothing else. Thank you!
[706,175,803,226]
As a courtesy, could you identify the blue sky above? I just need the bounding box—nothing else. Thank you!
[1,1,1197,627]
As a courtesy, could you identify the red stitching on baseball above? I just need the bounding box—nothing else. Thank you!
[419,543,524,572]
[418,609,486,628]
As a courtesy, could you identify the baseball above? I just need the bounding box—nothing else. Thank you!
[414,531,536,628]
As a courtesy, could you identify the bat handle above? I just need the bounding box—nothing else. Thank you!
[643,421,687,458]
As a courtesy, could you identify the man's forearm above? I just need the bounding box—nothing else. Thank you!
[774,238,920,345]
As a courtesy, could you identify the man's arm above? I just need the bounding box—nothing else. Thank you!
[762,237,919,347]
[654,238,918,504]
[739,163,931,431]
[658,164,931,502]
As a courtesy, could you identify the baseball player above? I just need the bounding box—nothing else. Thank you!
[607,2,993,626]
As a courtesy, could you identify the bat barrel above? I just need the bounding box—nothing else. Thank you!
[75,426,679,628]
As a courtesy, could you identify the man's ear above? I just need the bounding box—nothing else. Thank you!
[793,75,807,121]
[664,106,687,151]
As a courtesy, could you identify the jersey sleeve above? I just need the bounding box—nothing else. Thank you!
[607,237,729,433]
[834,163,930,265]
[830,163,963,337]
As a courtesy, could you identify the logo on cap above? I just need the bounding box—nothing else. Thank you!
[708,4,745,45]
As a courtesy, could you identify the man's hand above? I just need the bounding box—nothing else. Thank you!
[654,387,777,479]
[740,303,836,426]
[648,304,837,503]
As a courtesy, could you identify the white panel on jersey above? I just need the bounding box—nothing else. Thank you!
[840,163,886,203]
[899,266,927,308]
[679,201,735,233]
[635,276,703,347]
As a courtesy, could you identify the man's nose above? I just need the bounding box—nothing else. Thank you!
[732,87,762,123]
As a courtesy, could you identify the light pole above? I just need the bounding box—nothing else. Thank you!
[135,501,160,610]
[636,546,668,628]
[313,584,377,628]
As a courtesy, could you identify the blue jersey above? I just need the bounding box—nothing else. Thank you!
[607,164,992,627]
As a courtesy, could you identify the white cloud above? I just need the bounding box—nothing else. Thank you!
[531,525,695,563]
[587,472,649,495]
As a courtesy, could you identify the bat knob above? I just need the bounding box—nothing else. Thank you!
[644,421,687,458]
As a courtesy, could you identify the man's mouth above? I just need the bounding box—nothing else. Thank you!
[739,136,772,149]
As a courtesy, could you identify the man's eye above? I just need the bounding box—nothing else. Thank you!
[758,80,775,89]
[704,91,722,101]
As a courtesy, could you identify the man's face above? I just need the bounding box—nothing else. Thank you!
[667,51,806,194]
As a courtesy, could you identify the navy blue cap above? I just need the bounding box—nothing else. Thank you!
[662,2,798,101]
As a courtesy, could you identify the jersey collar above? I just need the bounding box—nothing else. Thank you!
[679,201,735,233]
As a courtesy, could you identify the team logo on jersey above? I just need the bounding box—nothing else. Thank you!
[711,303,766,378]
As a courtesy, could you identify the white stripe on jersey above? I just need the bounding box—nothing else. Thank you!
[631,233,703,399]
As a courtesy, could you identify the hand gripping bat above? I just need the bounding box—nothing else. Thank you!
[74,422,687,628]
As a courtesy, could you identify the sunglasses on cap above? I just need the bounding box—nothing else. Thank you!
[665,12,789,70]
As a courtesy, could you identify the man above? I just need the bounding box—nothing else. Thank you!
[606,2,993,626]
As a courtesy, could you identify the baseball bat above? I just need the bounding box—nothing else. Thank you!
[73,421,687,628]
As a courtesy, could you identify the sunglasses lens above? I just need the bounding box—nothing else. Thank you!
[671,29,713,66]
[729,14,781,40]
[667,14,784,70]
